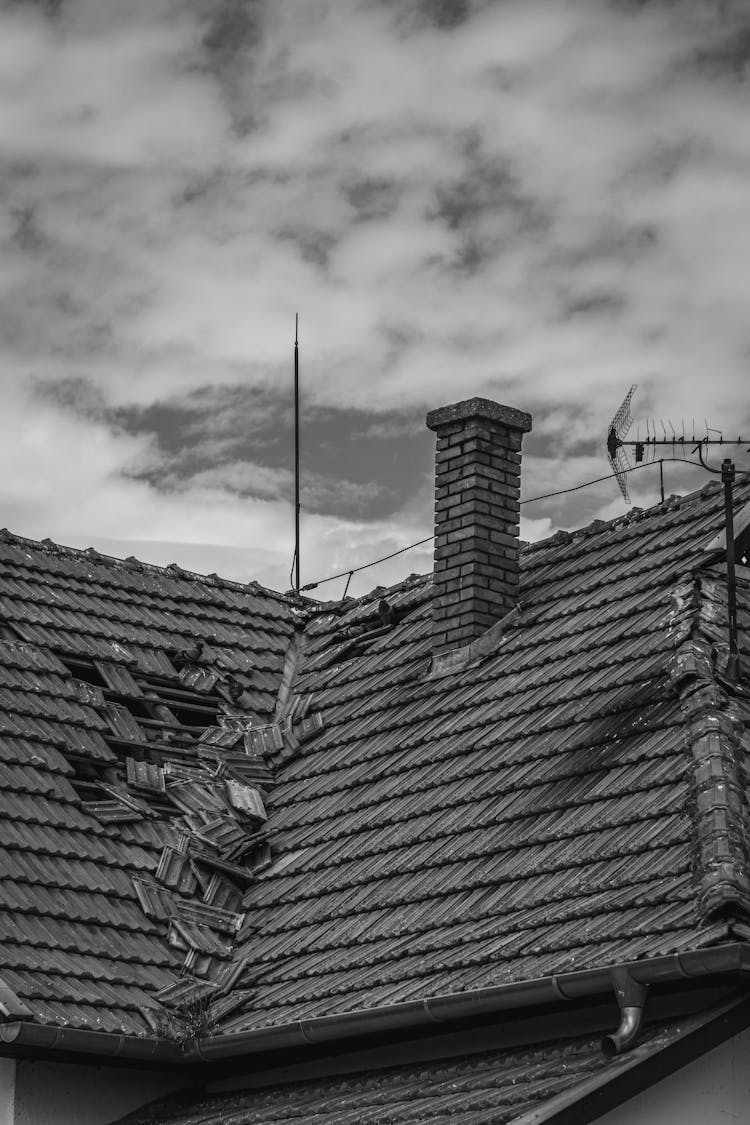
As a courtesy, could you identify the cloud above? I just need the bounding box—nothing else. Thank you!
[0,0,748,596]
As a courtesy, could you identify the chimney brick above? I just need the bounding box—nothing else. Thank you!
[426,397,532,653]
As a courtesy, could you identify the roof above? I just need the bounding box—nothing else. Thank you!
[216,478,750,1034]
[0,477,747,1049]
[0,532,299,1034]
[117,996,750,1125]
[117,1031,663,1125]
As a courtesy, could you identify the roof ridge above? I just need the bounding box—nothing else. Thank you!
[522,476,746,557]
[0,527,302,609]
[321,476,749,609]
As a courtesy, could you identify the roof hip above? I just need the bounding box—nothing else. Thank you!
[666,573,750,919]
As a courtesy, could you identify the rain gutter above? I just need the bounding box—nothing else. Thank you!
[1,943,749,1067]
[0,1021,183,1066]
[186,942,750,1062]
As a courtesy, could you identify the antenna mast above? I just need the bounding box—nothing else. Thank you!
[293,314,301,594]
[606,385,749,683]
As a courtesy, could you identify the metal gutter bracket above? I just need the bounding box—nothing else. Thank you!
[601,967,648,1058]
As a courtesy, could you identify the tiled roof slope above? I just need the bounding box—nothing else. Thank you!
[217,479,750,1033]
[117,1017,692,1125]
[0,531,298,1034]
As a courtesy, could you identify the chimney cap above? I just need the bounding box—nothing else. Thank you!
[426,397,532,434]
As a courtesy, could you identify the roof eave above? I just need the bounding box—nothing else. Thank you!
[0,1021,184,1067]
[2,943,749,1068]
[185,942,750,1063]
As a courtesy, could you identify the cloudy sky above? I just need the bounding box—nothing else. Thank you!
[1,0,748,598]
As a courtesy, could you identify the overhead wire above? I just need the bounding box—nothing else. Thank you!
[301,535,434,591]
[299,454,711,593]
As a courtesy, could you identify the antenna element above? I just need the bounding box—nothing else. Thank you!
[606,384,637,502]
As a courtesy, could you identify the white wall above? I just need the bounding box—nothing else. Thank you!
[12,1059,186,1125]
[0,1059,16,1125]
[598,1025,750,1124]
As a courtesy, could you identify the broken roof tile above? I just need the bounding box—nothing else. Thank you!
[101,703,145,743]
[168,920,232,957]
[154,975,216,1008]
[244,724,284,757]
[165,779,227,817]
[203,873,244,913]
[174,900,244,934]
[131,877,176,921]
[131,648,180,678]
[82,800,143,824]
[93,661,142,696]
[191,851,255,890]
[200,725,245,749]
[156,847,198,895]
[225,782,267,824]
[179,665,219,694]
[126,758,166,794]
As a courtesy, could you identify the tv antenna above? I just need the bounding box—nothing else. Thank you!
[606,383,748,503]
[606,384,749,682]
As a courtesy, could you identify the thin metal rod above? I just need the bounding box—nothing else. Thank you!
[723,458,740,682]
[659,459,664,504]
[618,436,747,448]
[294,314,301,593]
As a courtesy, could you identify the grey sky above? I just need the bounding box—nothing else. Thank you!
[1,0,748,597]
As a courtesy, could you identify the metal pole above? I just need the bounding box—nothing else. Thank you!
[722,458,739,682]
[659,459,664,504]
[294,314,300,593]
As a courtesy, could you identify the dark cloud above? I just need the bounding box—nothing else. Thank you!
[563,291,628,318]
[379,321,424,370]
[301,471,383,516]
[175,172,221,208]
[276,224,337,270]
[10,205,45,251]
[423,0,471,31]
[111,384,283,460]
[33,375,107,417]
[298,406,434,519]
[554,220,659,274]
[4,0,62,14]
[344,177,401,222]
[201,0,264,66]
[624,140,692,187]
[196,0,266,135]
[111,390,434,521]
[430,137,549,273]
[690,24,750,80]
[384,0,481,33]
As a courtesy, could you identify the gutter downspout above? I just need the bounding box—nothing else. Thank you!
[600,967,648,1057]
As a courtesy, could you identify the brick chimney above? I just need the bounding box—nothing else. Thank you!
[426,397,532,654]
